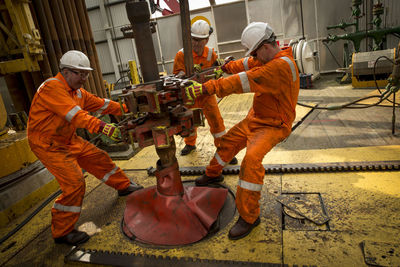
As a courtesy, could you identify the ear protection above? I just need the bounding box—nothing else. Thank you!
[209,27,214,35]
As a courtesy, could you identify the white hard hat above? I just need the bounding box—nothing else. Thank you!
[191,20,210,39]
[241,22,274,56]
[59,50,93,70]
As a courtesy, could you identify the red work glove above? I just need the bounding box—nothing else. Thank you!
[98,121,121,141]
[185,81,206,104]
[214,67,224,79]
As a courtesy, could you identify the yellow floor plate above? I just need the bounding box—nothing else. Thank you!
[282,171,400,266]
[2,87,400,266]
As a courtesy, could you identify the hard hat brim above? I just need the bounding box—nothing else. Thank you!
[245,37,265,57]
[244,35,271,57]
[191,33,209,39]
[60,64,93,71]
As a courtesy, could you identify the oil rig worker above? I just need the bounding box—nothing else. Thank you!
[173,19,237,165]
[185,22,300,240]
[27,50,143,245]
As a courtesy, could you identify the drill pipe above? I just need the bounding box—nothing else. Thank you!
[57,0,74,50]
[70,0,98,96]
[126,0,160,84]
[75,0,104,98]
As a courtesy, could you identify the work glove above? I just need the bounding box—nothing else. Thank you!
[99,121,121,141]
[193,64,202,73]
[214,67,224,79]
[185,81,205,104]
[215,58,225,66]
[221,56,235,73]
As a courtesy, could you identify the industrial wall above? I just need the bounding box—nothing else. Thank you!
[86,0,400,84]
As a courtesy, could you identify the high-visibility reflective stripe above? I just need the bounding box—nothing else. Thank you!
[101,166,118,183]
[37,78,60,92]
[243,57,250,71]
[238,71,250,93]
[238,179,263,191]
[207,48,213,62]
[212,130,226,139]
[179,47,212,62]
[214,152,227,166]
[65,106,82,122]
[281,57,297,82]
[96,99,110,114]
[53,203,81,213]
[76,89,82,98]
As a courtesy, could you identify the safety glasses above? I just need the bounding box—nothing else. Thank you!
[250,42,265,57]
[69,69,90,79]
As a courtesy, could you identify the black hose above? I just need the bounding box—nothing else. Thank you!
[298,53,398,110]
[0,172,106,246]
[297,88,393,110]
[373,55,399,107]
[0,190,62,245]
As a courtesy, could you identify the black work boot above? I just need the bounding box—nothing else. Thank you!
[180,145,196,156]
[229,157,238,165]
[118,182,143,196]
[195,174,224,186]
[54,229,90,245]
[228,216,260,240]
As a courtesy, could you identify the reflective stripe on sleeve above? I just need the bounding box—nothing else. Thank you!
[65,105,82,122]
[76,89,82,98]
[214,152,227,167]
[37,78,60,93]
[238,179,263,191]
[212,130,226,139]
[101,166,118,183]
[179,48,184,53]
[96,99,110,114]
[53,203,81,213]
[243,57,250,71]
[238,71,250,93]
[207,48,213,62]
[281,57,297,82]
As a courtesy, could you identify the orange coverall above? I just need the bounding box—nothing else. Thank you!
[27,72,131,238]
[173,46,226,146]
[203,47,300,224]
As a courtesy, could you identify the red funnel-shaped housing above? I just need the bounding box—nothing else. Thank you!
[122,161,228,245]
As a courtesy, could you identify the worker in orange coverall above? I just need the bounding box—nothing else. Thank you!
[185,22,300,240]
[27,50,143,245]
[173,19,237,165]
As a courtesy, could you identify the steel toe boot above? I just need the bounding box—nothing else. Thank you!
[54,229,90,245]
[118,182,143,196]
[228,216,260,240]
